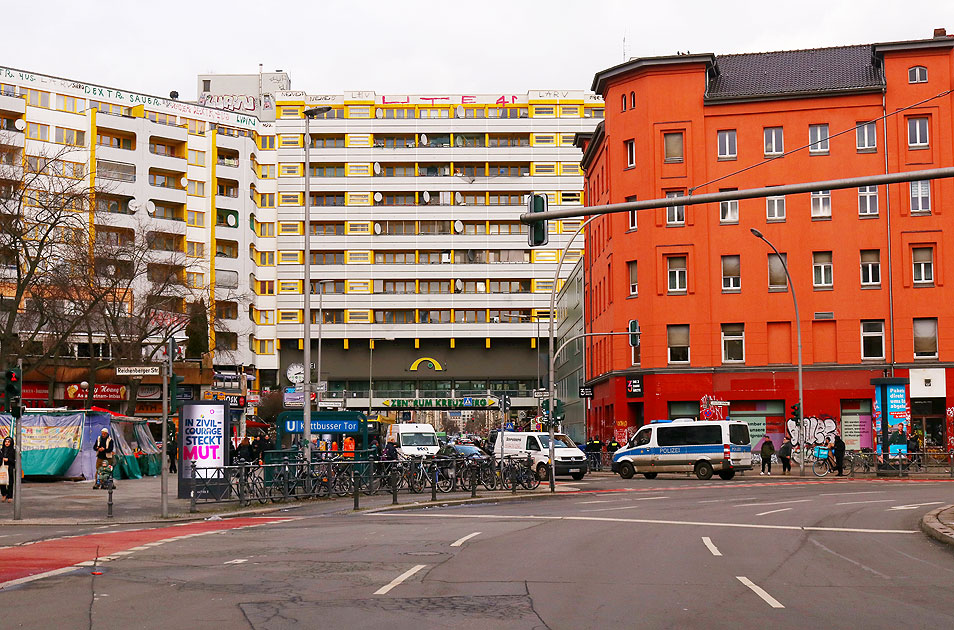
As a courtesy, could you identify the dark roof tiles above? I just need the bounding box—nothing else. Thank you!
[707,45,884,100]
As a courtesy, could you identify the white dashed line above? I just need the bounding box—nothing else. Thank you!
[224,559,248,565]
[835,500,893,506]
[820,491,884,496]
[736,499,811,508]
[736,576,784,608]
[374,564,427,595]
[450,532,481,547]
[701,537,722,556]
[756,508,793,517]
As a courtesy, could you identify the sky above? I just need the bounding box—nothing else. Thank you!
[4,0,953,99]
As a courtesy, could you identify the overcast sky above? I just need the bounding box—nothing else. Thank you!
[4,0,952,99]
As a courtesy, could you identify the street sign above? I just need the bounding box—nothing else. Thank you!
[708,400,730,407]
[579,387,594,398]
[533,389,549,398]
[116,366,161,377]
[315,381,328,392]
[505,422,514,430]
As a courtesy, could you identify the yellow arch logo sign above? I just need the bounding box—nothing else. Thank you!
[409,357,445,372]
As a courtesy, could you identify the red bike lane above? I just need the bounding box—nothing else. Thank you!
[0,516,293,590]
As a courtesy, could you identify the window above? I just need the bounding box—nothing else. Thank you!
[811,190,831,218]
[627,261,638,295]
[766,195,786,221]
[858,186,879,216]
[722,255,741,291]
[768,253,788,290]
[23,89,50,108]
[621,94,627,112]
[908,117,929,148]
[55,94,85,113]
[667,324,690,363]
[913,318,938,358]
[665,191,684,225]
[187,211,205,227]
[813,251,833,288]
[187,180,205,196]
[667,255,687,293]
[719,190,738,224]
[26,122,49,141]
[910,180,931,214]
[861,321,885,360]
[717,130,737,159]
[188,150,205,166]
[860,250,881,286]
[624,140,635,167]
[808,124,829,154]
[913,247,934,285]
[856,122,877,151]
[663,132,684,163]
[55,127,85,146]
[628,209,637,230]
[908,66,928,83]
[630,92,635,109]
[186,272,204,289]
[722,323,744,363]
[186,242,204,258]
[764,127,784,156]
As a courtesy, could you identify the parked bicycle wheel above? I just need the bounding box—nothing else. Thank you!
[480,465,497,490]
[250,475,268,505]
[332,469,353,497]
[812,458,831,477]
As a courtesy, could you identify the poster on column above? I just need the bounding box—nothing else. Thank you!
[873,384,909,456]
[177,401,230,499]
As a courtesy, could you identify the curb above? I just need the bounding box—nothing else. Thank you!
[360,488,578,514]
[920,504,954,547]
[0,504,303,527]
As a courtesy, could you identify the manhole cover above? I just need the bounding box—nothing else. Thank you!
[404,551,443,556]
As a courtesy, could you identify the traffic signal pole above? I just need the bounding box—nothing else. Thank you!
[12,360,22,520]
[161,338,173,518]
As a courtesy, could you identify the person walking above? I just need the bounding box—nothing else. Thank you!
[1,436,15,502]
[760,436,775,475]
[168,431,178,474]
[833,432,846,476]
[777,435,793,475]
[607,437,621,454]
[93,428,114,489]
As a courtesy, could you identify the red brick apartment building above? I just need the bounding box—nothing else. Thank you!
[579,29,954,453]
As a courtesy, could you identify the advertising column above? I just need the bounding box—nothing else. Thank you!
[177,401,230,499]
[871,377,909,472]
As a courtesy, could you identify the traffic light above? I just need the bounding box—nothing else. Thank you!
[3,368,21,416]
[628,319,641,347]
[170,372,186,415]
[790,403,801,421]
[553,399,565,422]
[527,194,548,247]
[501,394,511,413]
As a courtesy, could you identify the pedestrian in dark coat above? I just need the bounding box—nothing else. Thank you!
[833,433,846,476]
[778,436,793,475]
[1,436,15,502]
[760,437,775,475]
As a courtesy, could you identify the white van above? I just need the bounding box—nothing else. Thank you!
[385,423,440,458]
[493,431,588,480]
[611,419,752,480]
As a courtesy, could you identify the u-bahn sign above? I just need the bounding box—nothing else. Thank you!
[381,397,498,409]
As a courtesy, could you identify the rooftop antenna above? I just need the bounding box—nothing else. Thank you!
[622,33,628,62]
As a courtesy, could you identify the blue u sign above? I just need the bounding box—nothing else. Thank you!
[285,420,361,434]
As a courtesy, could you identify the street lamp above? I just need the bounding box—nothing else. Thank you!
[751,228,804,474]
[301,106,332,464]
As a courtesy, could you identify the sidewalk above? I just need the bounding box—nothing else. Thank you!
[0,475,577,526]
[920,505,954,547]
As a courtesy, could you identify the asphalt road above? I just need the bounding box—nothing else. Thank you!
[2,476,953,629]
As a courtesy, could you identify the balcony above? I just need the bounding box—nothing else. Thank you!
[0,93,26,116]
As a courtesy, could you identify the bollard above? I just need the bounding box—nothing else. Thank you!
[471,464,478,498]
[238,462,247,506]
[189,461,198,513]
[391,466,399,505]
[282,456,290,500]
[107,485,114,519]
[431,462,438,502]
[353,466,360,511]
[511,466,518,495]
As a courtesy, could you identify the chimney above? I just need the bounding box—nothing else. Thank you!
[933,27,947,38]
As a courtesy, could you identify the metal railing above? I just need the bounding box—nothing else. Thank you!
[188,454,541,511]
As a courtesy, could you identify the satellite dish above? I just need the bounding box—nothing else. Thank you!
[455,192,463,205]
[455,279,463,292]
[455,136,465,147]
[145,200,156,216]
[422,191,430,204]
[106,264,116,276]
[375,108,384,119]
[454,220,463,233]
[373,192,383,203]
[227,213,237,227]
[128,199,141,212]
[373,222,382,235]
[466,249,477,262]
[419,133,428,145]
[373,162,381,175]
[456,105,465,118]
[14,119,26,131]
[179,177,188,188]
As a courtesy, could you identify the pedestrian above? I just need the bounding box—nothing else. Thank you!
[1,436,15,502]
[236,437,255,463]
[93,428,114,489]
[907,431,921,469]
[833,432,846,476]
[384,438,398,461]
[168,431,178,474]
[778,435,793,475]
[607,437,621,454]
[760,436,775,475]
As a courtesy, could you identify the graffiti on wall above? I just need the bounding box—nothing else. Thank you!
[199,93,274,112]
[786,414,838,447]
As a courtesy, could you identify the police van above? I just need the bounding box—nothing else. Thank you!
[611,419,752,480]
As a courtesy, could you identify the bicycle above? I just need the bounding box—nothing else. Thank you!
[235,459,268,506]
[848,450,874,476]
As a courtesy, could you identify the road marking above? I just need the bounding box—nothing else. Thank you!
[736,576,784,608]
[450,532,481,547]
[374,564,427,595]
[577,500,610,505]
[372,512,917,534]
[736,499,811,508]
[835,500,894,506]
[701,537,722,556]
[820,491,884,496]
[700,497,757,504]
[0,566,82,590]
[224,559,248,565]
[889,502,944,511]
[756,508,792,517]
[810,539,888,578]
[583,497,669,512]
